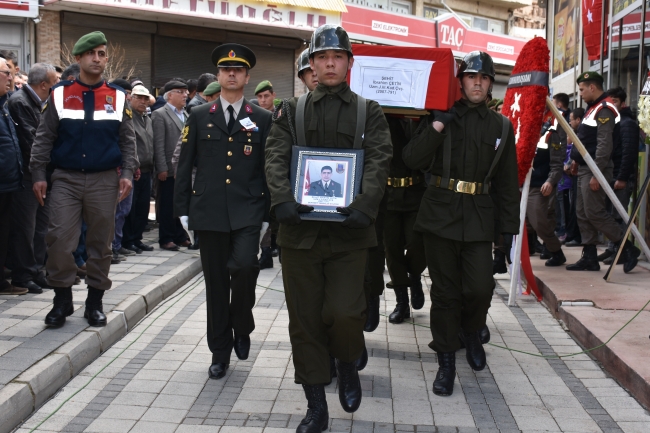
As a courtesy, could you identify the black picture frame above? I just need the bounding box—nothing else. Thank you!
[290,146,365,222]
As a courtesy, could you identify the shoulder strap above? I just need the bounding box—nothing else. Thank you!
[354,96,366,149]
[295,93,308,147]
[482,115,511,193]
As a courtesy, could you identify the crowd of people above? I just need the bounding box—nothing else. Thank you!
[0,24,643,433]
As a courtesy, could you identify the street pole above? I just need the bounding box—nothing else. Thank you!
[545,97,650,263]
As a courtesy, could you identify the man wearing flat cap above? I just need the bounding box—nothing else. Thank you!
[174,43,272,380]
[30,30,137,328]
[255,80,276,111]
[566,71,640,272]
[153,80,191,251]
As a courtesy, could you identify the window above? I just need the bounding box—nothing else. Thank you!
[473,17,489,31]
[390,0,412,14]
[489,21,505,34]
[344,0,411,13]
[423,6,443,20]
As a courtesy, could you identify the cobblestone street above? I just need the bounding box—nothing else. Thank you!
[15,266,650,433]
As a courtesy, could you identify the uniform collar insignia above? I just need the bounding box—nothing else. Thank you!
[209,104,217,113]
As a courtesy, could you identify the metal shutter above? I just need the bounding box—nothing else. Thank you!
[61,23,152,88]
[245,46,294,101]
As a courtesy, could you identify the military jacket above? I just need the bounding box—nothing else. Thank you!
[531,119,566,188]
[265,82,392,252]
[173,98,272,232]
[402,100,519,242]
[385,115,426,213]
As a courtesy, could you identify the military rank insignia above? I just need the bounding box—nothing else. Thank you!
[182,126,189,143]
[245,105,253,114]
[125,108,133,119]
[244,145,252,156]
[598,117,610,124]
[551,142,561,150]
[210,104,217,113]
[41,103,48,113]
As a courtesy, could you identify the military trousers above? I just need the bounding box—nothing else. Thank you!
[576,165,622,245]
[46,169,119,291]
[526,187,562,253]
[197,227,259,364]
[364,209,386,301]
[383,209,426,288]
[282,239,367,385]
[423,233,494,353]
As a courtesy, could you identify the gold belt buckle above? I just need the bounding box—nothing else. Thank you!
[456,180,476,195]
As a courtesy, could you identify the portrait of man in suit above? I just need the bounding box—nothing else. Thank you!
[308,165,343,197]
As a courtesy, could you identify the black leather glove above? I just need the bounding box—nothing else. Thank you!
[502,233,514,263]
[336,207,373,229]
[274,202,314,226]
[432,107,456,127]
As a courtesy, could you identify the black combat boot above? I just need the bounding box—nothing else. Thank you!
[619,240,641,273]
[597,248,614,262]
[297,384,329,433]
[539,244,551,260]
[478,324,490,344]
[566,245,599,271]
[44,287,74,327]
[409,273,424,310]
[355,344,368,372]
[259,247,274,270]
[545,248,566,267]
[493,249,508,274]
[363,294,380,332]
[335,359,362,413]
[84,287,107,327]
[388,287,410,324]
[433,352,456,396]
[462,330,486,371]
[326,355,337,386]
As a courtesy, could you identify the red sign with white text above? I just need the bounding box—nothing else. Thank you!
[611,11,650,45]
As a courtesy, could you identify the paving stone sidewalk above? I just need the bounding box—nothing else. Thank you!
[0,229,202,433]
[14,264,650,433]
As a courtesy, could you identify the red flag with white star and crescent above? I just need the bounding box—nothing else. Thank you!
[582,0,607,60]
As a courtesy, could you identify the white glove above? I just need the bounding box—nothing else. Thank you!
[180,216,194,245]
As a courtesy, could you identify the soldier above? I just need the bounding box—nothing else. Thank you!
[255,80,276,111]
[526,116,567,266]
[174,43,272,380]
[297,48,318,92]
[566,72,640,272]
[403,51,519,396]
[30,31,137,327]
[265,24,391,432]
[383,115,427,324]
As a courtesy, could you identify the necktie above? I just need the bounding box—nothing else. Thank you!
[227,105,235,132]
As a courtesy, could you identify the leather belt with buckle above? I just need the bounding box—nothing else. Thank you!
[387,176,423,188]
[432,175,488,195]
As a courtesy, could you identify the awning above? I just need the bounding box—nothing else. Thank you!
[252,0,347,13]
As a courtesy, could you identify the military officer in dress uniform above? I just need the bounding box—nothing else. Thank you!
[383,115,427,324]
[265,25,392,433]
[403,51,520,396]
[566,71,640,272]
[174,43,272,380]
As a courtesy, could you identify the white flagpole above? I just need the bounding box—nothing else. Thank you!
[508,167,533,307]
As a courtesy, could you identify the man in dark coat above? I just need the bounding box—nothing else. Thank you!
[174,43,272,381]
[308,165,343,197]
[7,63,58,293]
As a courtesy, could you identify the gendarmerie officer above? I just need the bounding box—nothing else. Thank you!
[383,115,427,325]
[566,71,640,272]
[30,31,137,328]
[403,51,519,396]
[174,43,272,380]
[265,25,392,433]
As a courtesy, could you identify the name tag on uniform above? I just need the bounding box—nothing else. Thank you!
[239,117,256,130]
[104,104,115,114]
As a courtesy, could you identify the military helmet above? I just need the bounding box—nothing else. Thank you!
[309,24,353,57]
[457,51,495,81]
[296,48,311,77]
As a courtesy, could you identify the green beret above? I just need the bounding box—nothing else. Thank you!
[255,80,273,95]
[203,82,221,96]
[577,71,604,85]
[72,31,108,56]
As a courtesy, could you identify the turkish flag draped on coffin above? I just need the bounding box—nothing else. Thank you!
[582,0,608,60]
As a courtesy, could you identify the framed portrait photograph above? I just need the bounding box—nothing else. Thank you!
[290,146,365,221]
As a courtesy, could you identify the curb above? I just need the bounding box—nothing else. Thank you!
[534,275,650,411]
[1,257,202,433]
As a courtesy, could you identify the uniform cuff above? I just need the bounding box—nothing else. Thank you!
[31,171,47,183]
[121,169,133,180]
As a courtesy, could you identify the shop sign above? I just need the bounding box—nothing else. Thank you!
[371,20,408,36]
[0,0,39,18]
[73,0,339,28]
[611,11,650,45]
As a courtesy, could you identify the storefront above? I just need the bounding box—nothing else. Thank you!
[0,0,38,71]
[341,4,528,98]
[41,0,344,99]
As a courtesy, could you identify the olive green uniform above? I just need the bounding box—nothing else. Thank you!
[383,115,427,290]
[402,100,519,353]
[265,82,392,385]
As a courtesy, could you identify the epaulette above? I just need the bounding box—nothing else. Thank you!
[107,82,126,93]
[51,80,74,90]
